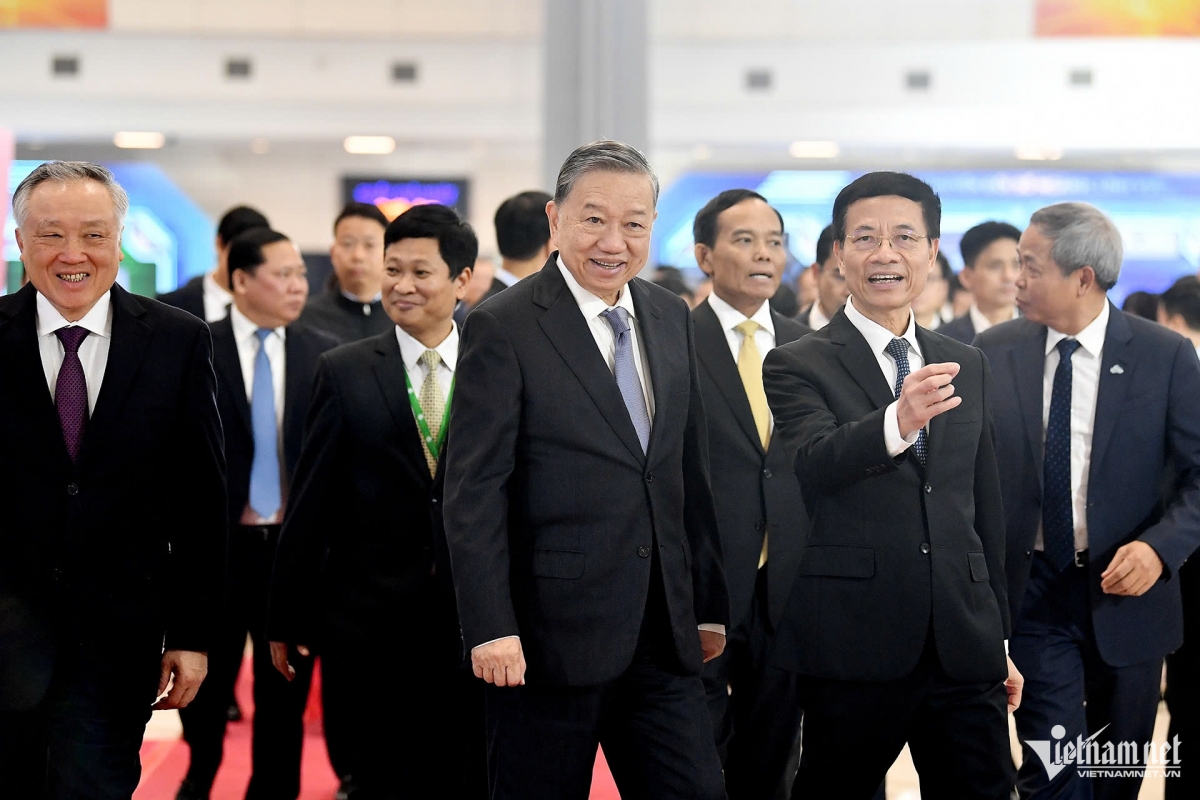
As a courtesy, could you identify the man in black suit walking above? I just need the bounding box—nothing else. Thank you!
[158,206,270,323]
[691,189,810,799]
[975,203,1200,800]
[267,204,486,798]
[443,140,729,799]
[764,172,1022,800]
[939,221,1021,345]
[0,161,226,798]
[175,228,338,800]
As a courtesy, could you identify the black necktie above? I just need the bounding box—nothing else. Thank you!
[1043,338,1082,571]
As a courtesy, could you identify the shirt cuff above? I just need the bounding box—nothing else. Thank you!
[698,624,726,636]
[1004,639,1009,655]
[471,635,519,652]
[884,401,920,457]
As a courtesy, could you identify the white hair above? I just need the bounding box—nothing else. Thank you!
[12,161,129,228]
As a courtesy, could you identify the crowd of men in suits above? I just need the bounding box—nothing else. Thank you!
[2,143,1200,800]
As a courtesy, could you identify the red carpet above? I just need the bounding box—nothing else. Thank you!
[133,655,620,799]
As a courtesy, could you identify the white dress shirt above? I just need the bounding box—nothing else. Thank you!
[37,291,112,413]
[843,297,924,457]
[494,266,521,288]
[968,304,1019,336]
[395,322,458,402]
[1035,302,1109,553]
[230,305,287,524]
[707,291,776,432]
[806,301,834,331]
[203,272,233,323]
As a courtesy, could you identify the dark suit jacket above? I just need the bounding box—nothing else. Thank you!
[693,299,811,630]
[157,274,208,321]
[209,316,338,529]
[763,307,1009,684]
[297,286,389,344]
[0,284,226,711]
[443,254,729,687]
[975,306,1200,667]
[266,330,459,652]
[939,313,976,345]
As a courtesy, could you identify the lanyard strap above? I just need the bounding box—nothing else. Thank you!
[403,367,455,462]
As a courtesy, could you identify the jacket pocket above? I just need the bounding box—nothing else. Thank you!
[531,549,586,579]
[796,545,874,578]
[968,551,990,582]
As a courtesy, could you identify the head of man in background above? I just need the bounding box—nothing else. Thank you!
[382,204,475,348]
[14,161,126,322]
[958,221,1021,330]
[912,252,952,330]
[228,228,310,330]
[494,190,553,285]
[214,206,271,291]
[796,258,818,309]
[693,188,785,317]
[801,225,849,330]
[1158,276,1200,355]
[330,201,388,303]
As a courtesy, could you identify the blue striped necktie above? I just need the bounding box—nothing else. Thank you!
[601,307,651,453]
[249,328,281,519]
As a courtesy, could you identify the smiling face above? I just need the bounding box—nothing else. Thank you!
[383,237,470,346]
[835,195,939,330]
[15,179,123,321]
[547,169,657,305]
[695,197,785,316]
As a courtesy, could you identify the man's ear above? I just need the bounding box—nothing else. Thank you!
[454,266,472,301]
[694,244,713,277]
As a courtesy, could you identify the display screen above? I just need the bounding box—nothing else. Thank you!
[343,177,469,221]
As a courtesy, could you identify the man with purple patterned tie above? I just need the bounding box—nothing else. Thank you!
[0,161,227,799]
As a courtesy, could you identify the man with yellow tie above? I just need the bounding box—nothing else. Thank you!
[691,189,812,799]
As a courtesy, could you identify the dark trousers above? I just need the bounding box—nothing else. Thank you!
[179,524,315,799]
[0,637,160,799]
[1011,552,1162,800]
[485,558,725,800]
[1166,559,1199,800]
[792,628,1012,800]
[703,566,801,800]
[320,615,487,799]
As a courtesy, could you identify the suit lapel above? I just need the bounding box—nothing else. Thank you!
[1011,325,1048,480]
[1088,304,1133,481]
[533,262,646,465]
[828,310,896,410]
[210,317,252,437]
[693,300,762,453]
[631,280,676,459]
[370,330,434,488]
[0,284,71,470]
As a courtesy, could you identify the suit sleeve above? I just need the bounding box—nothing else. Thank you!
[681,313,730,628]
[974,350,1011,636]
[763,345,897,498]
[1140,336,1200,575]
[443,308,523,650]
[266,354,343,645]
[165,323,228,653]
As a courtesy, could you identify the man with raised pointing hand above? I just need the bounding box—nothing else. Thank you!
[764,171,1021,800]
[444,140,729,799]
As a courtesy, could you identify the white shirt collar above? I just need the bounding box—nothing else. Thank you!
[1045,301,1109,359]
[844,296,921,359]
[557,255,638,322]
[229,303,286,344]
[707,291,775,339]
[204,272,231,299]
[968,303,1018,335]
[36,290,113,339]
[494,266,521,287]
[396,322,460,372]
[807,301,833,330]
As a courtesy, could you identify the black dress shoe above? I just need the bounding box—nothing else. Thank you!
[226,702,243,722]
[334,775,357,800]
[176,779,211,800]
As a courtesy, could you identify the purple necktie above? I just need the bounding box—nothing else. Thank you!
[55,326,90,462]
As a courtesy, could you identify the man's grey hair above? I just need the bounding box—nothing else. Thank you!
[1029,202,1123,290]
[554,140,660,207]
[12,161,129,228]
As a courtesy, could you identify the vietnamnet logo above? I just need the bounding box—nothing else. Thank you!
[1026,724,1182,780]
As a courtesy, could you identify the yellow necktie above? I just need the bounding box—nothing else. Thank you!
[418,349,445,476]
[735,320,771,568]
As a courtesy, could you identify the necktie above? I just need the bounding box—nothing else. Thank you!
[55,326,90,462]
[734,320,771,449]
[418,349,446,476]
[885,337,927,464]
[1043,338,1082,571]
[249,328,281,520]
[601,307,651,453]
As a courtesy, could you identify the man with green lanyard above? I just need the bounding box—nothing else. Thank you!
[266,203,487,797]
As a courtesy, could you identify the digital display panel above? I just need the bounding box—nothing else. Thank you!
[343,177,469,221]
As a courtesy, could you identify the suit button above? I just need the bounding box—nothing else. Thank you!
[431,497,439,505]
[924,484,932,494]
[66,483,79,496]
[645,473,654,483]
[1025,550,1033,558]
[52,568,63,581]
[763,468,773,479]
[920,543,930,554]
[637,546,650,558]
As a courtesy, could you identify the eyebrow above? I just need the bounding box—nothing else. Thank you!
[851,222,920,232]
[581,202,648,217]
[730,227,782,237]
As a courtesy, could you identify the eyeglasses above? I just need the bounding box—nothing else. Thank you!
[845,233,930,253]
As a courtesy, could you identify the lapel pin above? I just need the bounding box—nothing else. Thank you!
[1110,364,1124,375]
